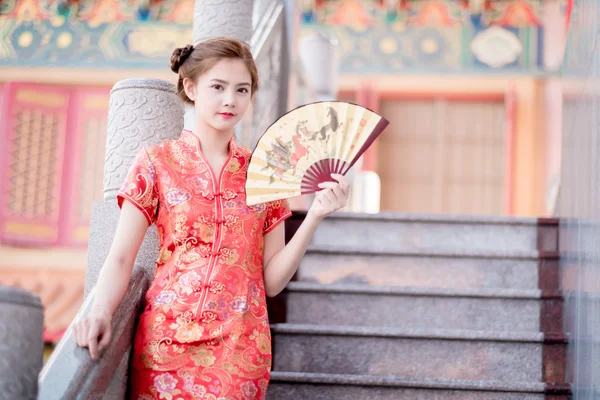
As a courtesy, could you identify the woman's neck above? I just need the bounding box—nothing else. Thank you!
[192,121,232,158]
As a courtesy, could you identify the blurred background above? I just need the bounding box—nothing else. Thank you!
[2,0,598,397]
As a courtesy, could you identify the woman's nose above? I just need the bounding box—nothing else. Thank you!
[223,91,236,107]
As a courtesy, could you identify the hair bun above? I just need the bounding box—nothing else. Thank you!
[170,44,194,73]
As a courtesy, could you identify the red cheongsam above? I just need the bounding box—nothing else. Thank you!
[116,129,291,400]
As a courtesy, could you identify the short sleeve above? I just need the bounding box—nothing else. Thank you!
[263,199,292,234]
[116,148,159,225]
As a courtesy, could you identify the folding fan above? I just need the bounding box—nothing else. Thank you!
[245,101,389,206]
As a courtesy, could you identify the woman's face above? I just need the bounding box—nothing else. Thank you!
[185,58,253,134]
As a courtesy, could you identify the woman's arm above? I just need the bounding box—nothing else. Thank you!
[89,201,149,316]
[262,173,350,297]
[72,200,149,359]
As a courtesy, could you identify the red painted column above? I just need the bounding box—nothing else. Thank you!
[504,85,516,216]
[355,81,381,172]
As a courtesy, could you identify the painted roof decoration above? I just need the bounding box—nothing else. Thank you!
[0,0,555,72]
[299,0,549,73]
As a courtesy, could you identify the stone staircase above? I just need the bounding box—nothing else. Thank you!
[267,212,569,400]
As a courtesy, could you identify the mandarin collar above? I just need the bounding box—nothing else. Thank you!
[180,129,239,157]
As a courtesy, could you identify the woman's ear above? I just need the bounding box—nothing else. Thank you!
[183,77,196,102]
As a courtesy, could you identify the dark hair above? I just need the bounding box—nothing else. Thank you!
[170,37,259,104]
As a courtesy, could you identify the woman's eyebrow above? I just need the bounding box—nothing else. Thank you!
[210,78,251,86]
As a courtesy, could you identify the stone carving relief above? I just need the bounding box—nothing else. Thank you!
[193,0,253,44]
[104,78,184,201]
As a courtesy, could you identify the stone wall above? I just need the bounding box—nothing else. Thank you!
[559,0,600,396]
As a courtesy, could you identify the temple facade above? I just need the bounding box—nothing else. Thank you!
[0,0,570,350]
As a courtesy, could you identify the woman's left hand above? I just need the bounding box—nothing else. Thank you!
[307,173,351,222]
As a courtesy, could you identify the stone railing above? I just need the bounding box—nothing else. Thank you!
[38,267,151,399]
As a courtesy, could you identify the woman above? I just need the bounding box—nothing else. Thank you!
[72,37,350,399]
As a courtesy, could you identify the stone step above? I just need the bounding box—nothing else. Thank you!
[268,372,571,400]
[297,246,555,290]
[271,324,566,383]
[309,212,557,254]
[285,282,561,332]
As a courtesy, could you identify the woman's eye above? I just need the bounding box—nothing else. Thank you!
[238,88,249,94]
[212,85,223,90]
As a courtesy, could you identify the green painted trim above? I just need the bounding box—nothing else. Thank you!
[460,26,470,67]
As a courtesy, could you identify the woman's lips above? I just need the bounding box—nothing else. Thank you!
[219,113,235,119]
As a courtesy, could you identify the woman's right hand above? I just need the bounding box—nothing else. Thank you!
[72,311,113,360]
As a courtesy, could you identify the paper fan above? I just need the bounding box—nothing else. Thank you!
[245,101,389,206]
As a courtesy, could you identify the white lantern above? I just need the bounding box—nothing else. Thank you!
[298,32,340,101]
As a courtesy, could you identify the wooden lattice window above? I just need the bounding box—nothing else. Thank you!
[0,83,110,247]
[0,83,70,245]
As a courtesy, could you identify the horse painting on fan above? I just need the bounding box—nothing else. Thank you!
[292,107,341,168]
[313,106,341,146]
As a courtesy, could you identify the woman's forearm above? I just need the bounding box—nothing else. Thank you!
[88,201,148,318]
[89,254,135,318]
[263,213,321,297]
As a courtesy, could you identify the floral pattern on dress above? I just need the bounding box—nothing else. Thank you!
[117,130,291,400]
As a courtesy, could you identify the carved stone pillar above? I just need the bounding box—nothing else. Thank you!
[193,0,253,44]
[104,78,185,201]
[184,0,255,132]
[0,286,44,400]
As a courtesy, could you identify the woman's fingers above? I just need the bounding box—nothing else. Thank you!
[317,188,338,211]
[88,322,101,360]
[98,324,112,354]
[71,324,79,346]
[323,188,338,206]
[331,173,351,195]
[318,174,350,198]
[331,183,345,203]
[75,320,89,348]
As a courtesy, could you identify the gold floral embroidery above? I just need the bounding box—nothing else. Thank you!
[174,213,188,236]
[250,329,271,355]
[189,346,216,367]
[227,157,240,172]
[196,223,215,243]
[201,311,218,324]
[172,318,204,343]
[221,248,239,265]
[209,282,225,294]
[158,247,172,264]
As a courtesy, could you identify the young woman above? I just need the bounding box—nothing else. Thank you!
[72,37,350,400]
